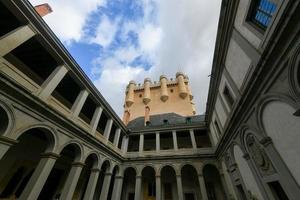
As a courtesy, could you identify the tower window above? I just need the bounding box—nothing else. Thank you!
[170,89,174,93]
[223,85,235,107]
[163,119,169,125]
[139,94,142,98]
[186,117,192,124]
[249,0,277,31]
[146,121,151,126]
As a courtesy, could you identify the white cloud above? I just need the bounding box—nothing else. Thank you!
[139,24,162,52]
[90,15,119,47]
[92,0,221,116]
[30,0,222,117]
[29,0,106,43]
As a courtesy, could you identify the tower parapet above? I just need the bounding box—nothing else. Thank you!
[123,72,195,124]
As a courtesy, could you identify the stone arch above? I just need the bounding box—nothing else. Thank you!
[258,96,300,185]
[0,100,14,136]
[200,161,221,174]
[202,164,226,200]
[141,164,157,175]
[288,42,300,100]
[83,152,99,168]
[161,165,178,200]
[181,164,201,200]
[122,165,138,176]
[112,164,120,175]
[59,140,83,162]
[141,166,156,200]
[179,162,200,175]
[256,93,298,133]
[14,124,58,153]
[100,158,112,172]
[0,126,59,199]
[121,166,137,200]
[158,164,177,175]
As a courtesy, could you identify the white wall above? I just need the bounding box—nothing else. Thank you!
[215,96,228,127]
[262,101,300,185]
[225,39,252,90]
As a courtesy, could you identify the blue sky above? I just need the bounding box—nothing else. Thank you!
[29,0,221,116]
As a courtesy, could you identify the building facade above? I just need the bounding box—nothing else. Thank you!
[0,0,299,200]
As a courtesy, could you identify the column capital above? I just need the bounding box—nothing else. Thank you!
[105,172,113,176]
[198,173,204,177]
[136,175,142,178]
[115,175,124,179]
[0,136,18,146]
[260,136,273,147]
[40,152,60,159]
[155,175,161,178]
[72,162,85,167]
[176,174,182,178]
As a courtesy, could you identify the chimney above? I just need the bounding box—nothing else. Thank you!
[34,3,53,17]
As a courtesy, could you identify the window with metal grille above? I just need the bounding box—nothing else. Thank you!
[250,0,277,31]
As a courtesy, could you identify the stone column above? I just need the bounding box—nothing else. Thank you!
[172,130,178,150]
[121,136,129,153]
[60,162,85,200]
[176,174,184,200]
[99,172,113,200]
[71,90,89,118]
[134,175,142,200]
[83,168,100,200]
[156,132,160,152]
[111,175,124,200]
[139,134,144,153]
[198,174,208,200]
[0,25,36,56]
[90,106,103,135]
[104,119,113,140]
[19,152,60,200]
[190,129,197,149]
[156,175,161,200]
[113,128,121,146]
[0,136,18,161]
[37,65,68,101]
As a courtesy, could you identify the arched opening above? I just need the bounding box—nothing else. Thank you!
[233,145,263,200]
[107,165,119,200]
[262,100,300,185]
[203,164,226,200]
[121,167,136,200]
[161,166,177,200]
[181,165,200,200]
[141,166,156,200]
[73,153,98,199]
[38,143,81,200]
[0,127,54,199]
[0,106,9,135]
[94,160,111,200]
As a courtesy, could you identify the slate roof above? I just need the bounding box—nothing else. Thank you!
[127,113,205,130]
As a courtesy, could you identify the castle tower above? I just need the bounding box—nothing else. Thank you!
[123,72,196,125]
[34,3,53,17]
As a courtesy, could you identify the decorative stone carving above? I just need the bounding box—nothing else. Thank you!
[246,135,276,176]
